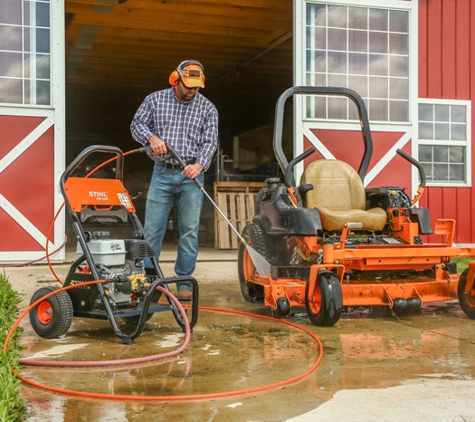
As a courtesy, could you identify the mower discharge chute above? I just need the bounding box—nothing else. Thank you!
[238,86,475,326]
[29,145,198,344]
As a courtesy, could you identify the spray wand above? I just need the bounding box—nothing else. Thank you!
[141,144,271,276]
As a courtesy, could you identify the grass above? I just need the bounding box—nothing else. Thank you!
[0,273,28,422]
[452,257,473,274]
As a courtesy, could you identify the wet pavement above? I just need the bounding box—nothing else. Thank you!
[4,246,475,421]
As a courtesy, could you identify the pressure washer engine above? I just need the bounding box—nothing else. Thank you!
[75,232,157,308]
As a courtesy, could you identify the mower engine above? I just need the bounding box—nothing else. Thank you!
[77,232,155,306]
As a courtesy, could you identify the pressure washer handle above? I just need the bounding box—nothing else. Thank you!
[166,144,204,189]
[139,144,204,188]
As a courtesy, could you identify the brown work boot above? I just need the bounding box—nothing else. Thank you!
[177,288,193,301]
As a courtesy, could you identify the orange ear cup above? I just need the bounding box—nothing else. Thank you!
[169,70,180,86]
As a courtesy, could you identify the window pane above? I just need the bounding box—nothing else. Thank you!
[35,2,50,27]
[434,146,448,162]
[435,104,449,121]
[369,99,388,120]
[349,75,367,97]
[328,73,347,87]
[36,53,50,79]
[389,78,408,99]
[389,33,408,55]
[328,5,347,28]
[328,97,348,119]
[369,31,387,54]
[348,30,367,52]
[419,146,432,162]
[328,51,347,73]
[451,105,466,123]
[451,123,466,141]
[389,100,408,122]
[36,79,50,104]
[348,7,367,30]
[348,53,367,74]
[0,0,22,24]
[328,28,347,51]
[389,55,408,77]
[390,10,408,32]
[419,103,433,121]
[36,28,50,53]
[0,52,22,77]
[422,163,434,180]
[433,164,448,181]
[450,164,464,181]
[434,123,449,140]
[0,26,22,50]
[0,77,22,102]
[369,8,387,31]
[449,147,464,163]
[310,27,326,50]
[369,77,387,98]
[369,54,388,76]
[419,122,433,139]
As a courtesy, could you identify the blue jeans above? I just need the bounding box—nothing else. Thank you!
[144,164,204,291]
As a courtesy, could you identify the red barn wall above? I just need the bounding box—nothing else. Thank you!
[418,0,475,244]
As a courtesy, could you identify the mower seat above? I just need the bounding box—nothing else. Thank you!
[300,159,387,232]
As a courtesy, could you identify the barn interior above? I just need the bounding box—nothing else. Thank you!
[64,0,294,245]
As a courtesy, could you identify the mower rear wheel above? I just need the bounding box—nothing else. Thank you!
[305,271,343,327]
[238,223,266,302]
[29,286,73,339]
[458,269,475,319]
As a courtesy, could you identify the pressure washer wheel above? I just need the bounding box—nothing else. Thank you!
[238,223,266,302]
[29,286,73,339]
[305,270,343,326]
[458,269,475,320]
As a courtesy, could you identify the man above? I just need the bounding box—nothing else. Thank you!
[130,60,218,300]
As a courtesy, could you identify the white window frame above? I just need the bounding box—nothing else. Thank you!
[294,0,419,187]
[417,98,472,187]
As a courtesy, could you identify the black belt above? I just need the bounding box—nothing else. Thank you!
[158,159,196,170]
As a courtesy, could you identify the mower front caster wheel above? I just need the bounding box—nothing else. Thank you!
[275,297,291,317]
[29,286,73,339]
[305,271,343,327]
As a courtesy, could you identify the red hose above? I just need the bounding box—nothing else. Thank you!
[6,297,323,402]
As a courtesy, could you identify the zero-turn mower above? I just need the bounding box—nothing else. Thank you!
[238,86,475,326]
[29,145,198,344]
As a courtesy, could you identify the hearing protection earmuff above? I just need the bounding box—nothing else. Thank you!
[169,60,205,86]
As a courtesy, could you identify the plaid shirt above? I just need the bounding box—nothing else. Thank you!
[130,87,218,170]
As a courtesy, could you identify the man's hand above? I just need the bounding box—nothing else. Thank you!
[183,163,204,180]
[148,135,167,155]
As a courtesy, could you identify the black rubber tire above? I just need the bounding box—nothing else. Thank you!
[305,270,343,326]
[458,269,475,319]
[275,297,291,317]
[29,286,73,339]
[237,223,266,302]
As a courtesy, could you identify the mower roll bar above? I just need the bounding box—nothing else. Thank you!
[60,145,124,187]
[273,86,373,182]
[396,148,427,188]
